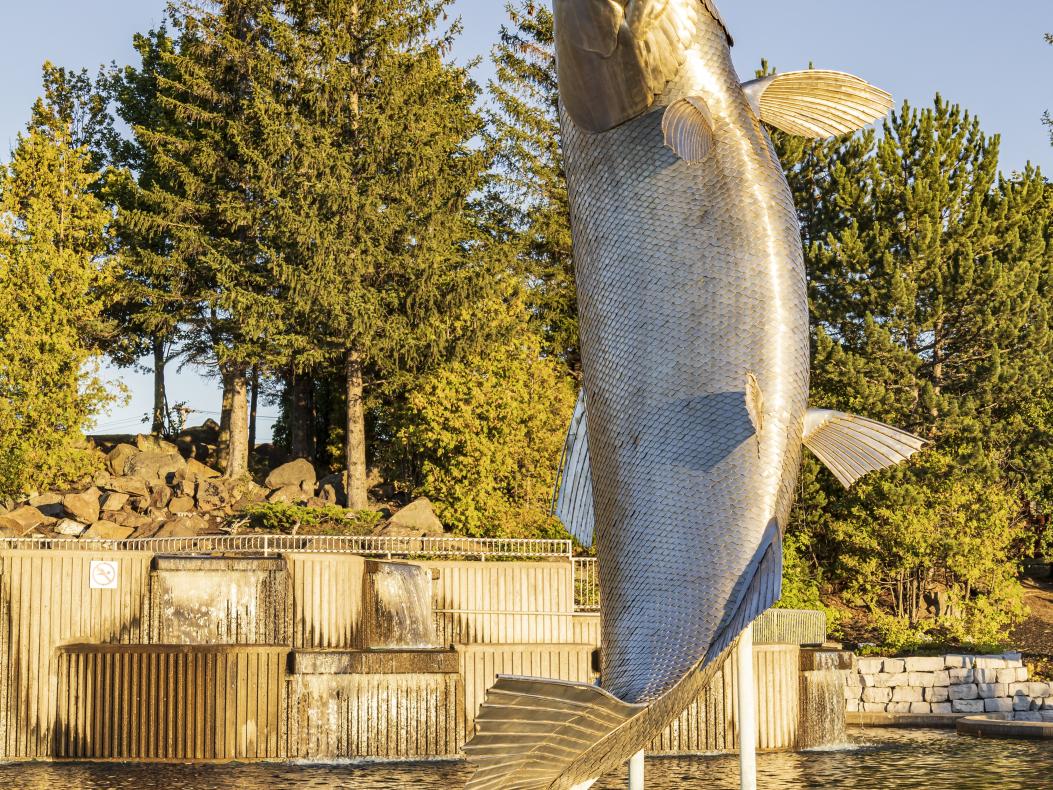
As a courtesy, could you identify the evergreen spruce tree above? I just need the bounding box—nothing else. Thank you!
[104,27,192,436]
[0,65,114,497]
[774,97,1052,645]
[269,0,500,508]
[485,1,578,370]
[128,1,283,476]
[1045,34,1053,144]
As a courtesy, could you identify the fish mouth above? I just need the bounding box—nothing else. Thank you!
[554,0,733,133]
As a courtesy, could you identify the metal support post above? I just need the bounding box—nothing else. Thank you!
[628,749,645,789]
[737,623,757,790]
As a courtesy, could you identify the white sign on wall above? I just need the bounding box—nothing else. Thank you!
[89,560,119,590]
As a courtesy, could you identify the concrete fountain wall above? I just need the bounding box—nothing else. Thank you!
[0,547,843,762]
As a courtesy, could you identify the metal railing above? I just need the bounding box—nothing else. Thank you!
[753,608,828,646]
[0,534,574,559]
[567,559,829,642]
[573,557,600,612]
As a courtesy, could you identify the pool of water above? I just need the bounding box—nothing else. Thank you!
[0,728,1047,789]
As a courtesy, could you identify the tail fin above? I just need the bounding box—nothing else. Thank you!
[464,677,641,789]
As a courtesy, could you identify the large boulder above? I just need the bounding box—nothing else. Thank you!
[185,458,221,480]
[376,497,444,538]
[62,487,101,524]
[318,473,346,506]
[106,443,140,476]
[135,434,179,454]
[126,451,186,483]
[100,476,149,497]
[101,492,129,512]
[230,479,268,510]
[5,505,56,533]
[28,492,64,518]
[195,478,231,512]
[176,419,220,445]
[156,515,210,538]
[54,518,88,537]
[267,485,306,505]
[83,521,135,540]
[168,496,195,514]
[110,511,155,530]
[265,458,316,491]
[131,521,165,539]
[149,484,172,510]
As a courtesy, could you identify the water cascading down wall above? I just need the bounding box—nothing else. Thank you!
[0,548,845,761]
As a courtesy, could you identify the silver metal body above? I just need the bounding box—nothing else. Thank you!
[737,624,757,790]
[561,0,807,705]
[462,3,910,787]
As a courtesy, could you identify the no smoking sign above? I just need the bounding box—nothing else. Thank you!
[89,560,119,590]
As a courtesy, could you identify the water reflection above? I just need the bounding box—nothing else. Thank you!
[0,729,1047,789]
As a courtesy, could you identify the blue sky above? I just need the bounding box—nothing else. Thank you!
[2,1,1051,440]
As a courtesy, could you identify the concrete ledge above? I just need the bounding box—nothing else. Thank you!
[60,642,290,655]
[290,648,459,675]
[152,555,286,570]
[847,711,966,728]
[957,714,1053,739]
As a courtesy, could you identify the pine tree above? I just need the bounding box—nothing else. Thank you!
[128,1,284,476]
[775,97,1052,645]
[1045,34,1053,144]
[0,65,114,497]
[485,1,578,370]
[269,0,501,508]
[104,27,193,436]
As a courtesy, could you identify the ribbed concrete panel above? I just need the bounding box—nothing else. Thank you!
[457,643,597,737]
[0,550,152,759]
[572,614,601,648]
[424,561,575,645]
[55,644,288,760]
[651,645,800,753]
[753,609,827,646]
[287,672,464,759]
[286,554,366,649]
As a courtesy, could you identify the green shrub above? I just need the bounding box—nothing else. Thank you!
[399,333,577,539]
[238,502,380,535]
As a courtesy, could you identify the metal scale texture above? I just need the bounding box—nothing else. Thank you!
[464,2,921,787]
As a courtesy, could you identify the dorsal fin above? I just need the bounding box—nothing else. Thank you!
[553,390,595,548]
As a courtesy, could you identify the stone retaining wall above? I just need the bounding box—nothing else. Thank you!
[844,652,1053,720]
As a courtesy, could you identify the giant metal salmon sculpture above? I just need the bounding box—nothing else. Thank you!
[464,2,925,787]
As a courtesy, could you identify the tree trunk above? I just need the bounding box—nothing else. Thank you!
[151,336,167,436]
[248,365,259,452]
[225,365,250,478]
[290,369,314,460]
[217,370,235,473]
[344,349,368,510]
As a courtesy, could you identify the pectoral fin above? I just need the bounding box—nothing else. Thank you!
[553,389,595,547]
[741,70,893,138]
[662,97,715,161]
[803,408,926,488]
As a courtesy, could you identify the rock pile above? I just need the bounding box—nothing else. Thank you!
[845,652,1053,719]
[0,434,447,541]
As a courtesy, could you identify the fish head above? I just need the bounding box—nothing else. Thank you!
[554,0,733,133]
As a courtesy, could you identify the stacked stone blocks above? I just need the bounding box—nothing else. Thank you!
[845,653,1053,721]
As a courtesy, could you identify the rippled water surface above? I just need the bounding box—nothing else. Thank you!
[0,728,1049,789]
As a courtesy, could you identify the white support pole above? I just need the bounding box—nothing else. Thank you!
[737,623,757,790]
[628,749,645,789]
